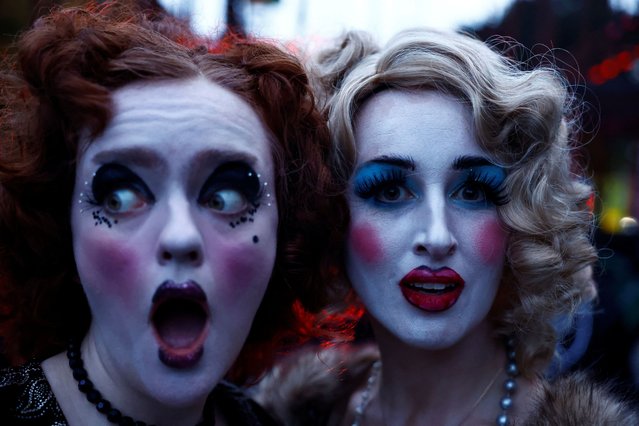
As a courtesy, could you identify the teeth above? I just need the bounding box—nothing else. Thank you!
[411,283,453,291]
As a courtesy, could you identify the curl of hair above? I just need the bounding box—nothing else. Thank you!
[0,1,347,383]
[313,28,597,377]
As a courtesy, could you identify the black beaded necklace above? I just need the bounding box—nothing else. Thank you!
[67,340,216,426]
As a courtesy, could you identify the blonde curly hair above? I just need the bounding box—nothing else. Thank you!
[313,28,597,377]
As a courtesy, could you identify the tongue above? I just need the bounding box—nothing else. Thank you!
[153,300,206,349]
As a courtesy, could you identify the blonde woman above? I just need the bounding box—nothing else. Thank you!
[257,29,638,425]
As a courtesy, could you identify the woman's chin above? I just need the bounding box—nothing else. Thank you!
[105,335,225,407]
[140,359,222,407]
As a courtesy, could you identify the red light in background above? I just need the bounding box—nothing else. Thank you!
[588,66,605,85]
[617,51,633,71]
[601,58,619,80]
[588,44,639,85]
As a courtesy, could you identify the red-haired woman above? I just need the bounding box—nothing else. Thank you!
[0,2,346,425]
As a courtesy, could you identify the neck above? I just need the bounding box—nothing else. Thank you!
[368,319,510,426]
[43,330,211,426]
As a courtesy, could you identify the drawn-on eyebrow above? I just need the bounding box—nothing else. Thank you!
[452,155,494,170]
[92,147,165,170]
[92,147,259,175]
[359,155,416,171]
[191,150,259,172]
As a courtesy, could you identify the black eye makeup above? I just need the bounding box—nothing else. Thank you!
[449,159,509,209]
[352,157,418,207]
[84,163,155,217]
[197,161,262,217]
[354,167,415,205]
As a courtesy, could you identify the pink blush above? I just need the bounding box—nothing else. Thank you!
[215,240,273,302]
[79,233,142,306]
[349,223,384,264]
[474,218,507,264]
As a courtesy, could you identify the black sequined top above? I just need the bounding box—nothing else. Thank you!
[0,361,278,426]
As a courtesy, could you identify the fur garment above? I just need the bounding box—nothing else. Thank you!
[254,345,639,426]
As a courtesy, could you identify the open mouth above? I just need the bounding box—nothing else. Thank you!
[407,282,457,293]
[399,267,465,312]
[400,282,463,312]
[150,280,209,369]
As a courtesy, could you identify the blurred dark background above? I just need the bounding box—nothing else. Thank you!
[2,0,639,397]
[468,0,639,402]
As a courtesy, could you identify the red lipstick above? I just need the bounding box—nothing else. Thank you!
[150,280,210,369]
[399,266,465,312]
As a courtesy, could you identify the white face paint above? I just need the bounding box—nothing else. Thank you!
[346,90,508,350]
[71,78,278,405]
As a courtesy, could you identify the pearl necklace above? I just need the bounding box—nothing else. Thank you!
[352,339,519,426]
[352,360,382,425]
[66,339,216,425]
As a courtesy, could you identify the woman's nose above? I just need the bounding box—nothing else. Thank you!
[156,196,203,266]
[412,190,457,259]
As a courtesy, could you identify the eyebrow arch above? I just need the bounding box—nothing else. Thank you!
[192,150,259,171]
[92,147,260,173]
[452,155,495,170]
[361,155,416,171]
[92,146,165,169]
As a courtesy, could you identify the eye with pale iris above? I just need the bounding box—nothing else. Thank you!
[90,163,154,216]
[198,161,261,216]
[103,188,147,214]
[202,189,247,214]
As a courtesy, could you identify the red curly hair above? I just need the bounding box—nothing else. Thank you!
[0,1,348,383]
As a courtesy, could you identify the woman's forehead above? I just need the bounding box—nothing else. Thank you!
[353,89,481,169]
[77,77,271,168]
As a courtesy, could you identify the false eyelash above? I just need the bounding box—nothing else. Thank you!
[354,168,407,199]
[253,185,265,207]
[466,169,510,206]
[79,192,100,212]
[244,177,265,208]
[241,185,265,212]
